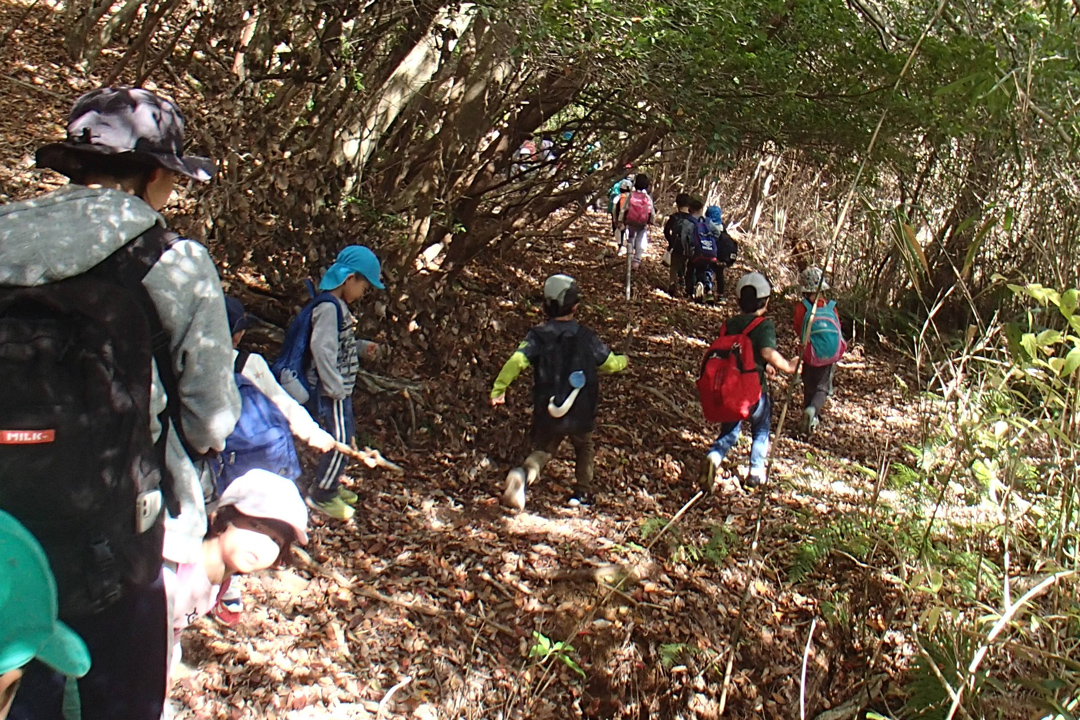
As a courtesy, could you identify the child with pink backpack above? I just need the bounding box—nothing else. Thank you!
[794,267,846,436]
[618,174,655,268]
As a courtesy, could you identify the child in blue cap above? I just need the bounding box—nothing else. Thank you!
[277,246,383,520]
[0,511,90,720]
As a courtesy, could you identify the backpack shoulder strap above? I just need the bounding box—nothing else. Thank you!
[741,316,766,336]
[311,292,345,331]
[234,349,251,374]
[93,224,188,515]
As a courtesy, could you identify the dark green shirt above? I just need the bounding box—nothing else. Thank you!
[722,313,777,383]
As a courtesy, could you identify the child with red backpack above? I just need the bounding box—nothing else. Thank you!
[696,273,797,491]
[793,267,846,436]
[618,174,655,268]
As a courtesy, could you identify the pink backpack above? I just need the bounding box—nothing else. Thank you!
[625,191,652,227]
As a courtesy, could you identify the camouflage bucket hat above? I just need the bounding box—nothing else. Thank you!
[36,87,216,182]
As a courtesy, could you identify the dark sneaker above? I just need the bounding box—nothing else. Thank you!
[698,453,721,494]
[569,486,595,506]
[741,468,767,490]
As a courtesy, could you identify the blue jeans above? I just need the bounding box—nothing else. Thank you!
[709,393,771,472]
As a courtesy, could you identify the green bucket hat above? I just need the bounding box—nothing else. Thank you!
[0,511,91,677]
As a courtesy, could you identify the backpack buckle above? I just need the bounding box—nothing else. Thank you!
[88,538,123,606]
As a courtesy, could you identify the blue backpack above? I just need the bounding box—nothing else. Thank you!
[270,291,343,414]
[213,351,301,492]
[692,219,718,261]
[800,299,847,366]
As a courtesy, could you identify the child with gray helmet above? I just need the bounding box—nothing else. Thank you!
[491,274,627,510]
[793,267,845,436]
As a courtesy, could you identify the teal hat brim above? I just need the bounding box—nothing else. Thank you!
[318,262,385,291]
[35,622,91,678]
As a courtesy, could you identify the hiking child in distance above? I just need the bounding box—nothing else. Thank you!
[704,205,738,298]
[793,267,846,437]
[490,274,628,510]
[662,192,696,296]
[686,198,721,302]
[697,272,797,493]
[272,246,384,521]
[611,178,634,254]
[619,173,655,269]
[218,296,339,492]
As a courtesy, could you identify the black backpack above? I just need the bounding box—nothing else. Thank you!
[0,225,183,619]
[717,229,738,265]
[531,323,600,434]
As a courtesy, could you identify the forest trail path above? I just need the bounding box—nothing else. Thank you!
[174,212,920,720]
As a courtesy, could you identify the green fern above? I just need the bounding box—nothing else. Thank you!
[659,642,702,669]
[640,517,666,542]
[788,513,876,583]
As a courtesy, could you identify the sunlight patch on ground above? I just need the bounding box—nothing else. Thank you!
[502,511,601,542]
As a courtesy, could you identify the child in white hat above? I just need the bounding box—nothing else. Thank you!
[164,470,308,681]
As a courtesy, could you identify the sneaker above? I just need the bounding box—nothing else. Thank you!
[569,486,595,506]
[501,467,527,510]
[306,495,355,520]
[617,246,628,257]
[337,486,359,506]
[742,468,767,489]
[213,585,242,627]
[800,407,818,437]
[698,452,721,494]
[693,282,705,301]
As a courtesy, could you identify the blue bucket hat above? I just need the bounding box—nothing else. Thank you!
[318,245,385,291]
[0,511,91,678]
[705,205,723,225]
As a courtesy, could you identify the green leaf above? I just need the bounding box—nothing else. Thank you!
[560,654,587,679]
[901,223,930,276]
[1061,288,1078,318]
[1037,329,1063,346]
[962,215,997,279]
[1020,333,1038,359]
[1062,346,1080,376]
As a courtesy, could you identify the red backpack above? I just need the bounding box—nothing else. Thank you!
[624,191,652,227]
[696,317,766,423]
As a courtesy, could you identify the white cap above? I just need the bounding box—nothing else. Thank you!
[218,469,309,545]
[735,272,771,300]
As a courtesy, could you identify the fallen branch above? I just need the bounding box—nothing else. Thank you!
[355,368,423,394]
[335,443,405,474]
[812,674,886,720]
[944,569,1078,720]
[357,586,517,638]
[641,385,699,423]
[800,618,819,720]
[377,674,412,719]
